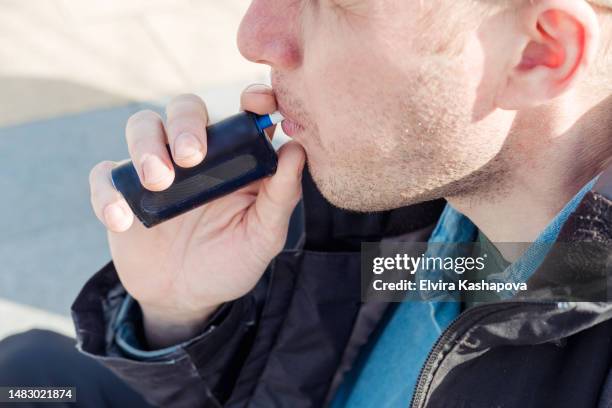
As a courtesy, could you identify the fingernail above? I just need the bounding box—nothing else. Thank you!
[174,133,202,161]
[104,203,128,229]
[142,155,171,185]
[245,83,272,94]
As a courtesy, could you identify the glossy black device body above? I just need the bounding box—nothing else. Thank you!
[111,111,278,228]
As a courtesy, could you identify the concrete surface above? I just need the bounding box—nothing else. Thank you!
[0,0,267,126]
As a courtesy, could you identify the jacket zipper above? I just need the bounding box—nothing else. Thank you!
[408,300,560,408]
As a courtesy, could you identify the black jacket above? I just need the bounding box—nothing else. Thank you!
[72,168,612,408]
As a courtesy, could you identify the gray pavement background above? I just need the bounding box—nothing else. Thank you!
[0,102,157,316]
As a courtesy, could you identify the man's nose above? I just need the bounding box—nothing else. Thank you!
[237,0,302,70]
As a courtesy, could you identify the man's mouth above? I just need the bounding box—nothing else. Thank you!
[280,117,305,137]
[271,72,307,138]
[277,107,305,137]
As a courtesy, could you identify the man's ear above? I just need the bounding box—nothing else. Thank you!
[497,0,600,109]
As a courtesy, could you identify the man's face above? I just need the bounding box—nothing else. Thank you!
[239,0,518,211]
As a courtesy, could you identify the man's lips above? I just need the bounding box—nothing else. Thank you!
[277,107,305,137]
[281,119,304,137]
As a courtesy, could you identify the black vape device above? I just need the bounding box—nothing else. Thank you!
[111,111,280,228]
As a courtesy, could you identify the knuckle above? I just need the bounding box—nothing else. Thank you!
[262,227,286,255]
[167,94,208,120]
[88,166,98,186]
[166,118,208,143]
[169,93,206,109]
[275,172,298,193]
[129,137,153,155]
[128,109,161,125]
[166,118,197,139]
[260,182,282,209]
[126,112,163,143]
[89,188,104,214]
[89,160,113,185]
[89,192,102,215]
[89,161,120,211]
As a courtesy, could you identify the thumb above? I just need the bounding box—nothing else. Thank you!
[252,141,306,235]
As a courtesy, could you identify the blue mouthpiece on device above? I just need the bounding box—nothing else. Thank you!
[255,111,284,132]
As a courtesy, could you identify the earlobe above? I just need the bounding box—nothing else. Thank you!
[496,0,600,110]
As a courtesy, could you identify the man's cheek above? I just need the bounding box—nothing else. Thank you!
[319,116,369,159]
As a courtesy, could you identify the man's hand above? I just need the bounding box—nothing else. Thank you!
[88,85,305,348]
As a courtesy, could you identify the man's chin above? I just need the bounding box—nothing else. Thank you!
[305,163,372,212]
[321,188,444,213]
[307,164,443,213]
